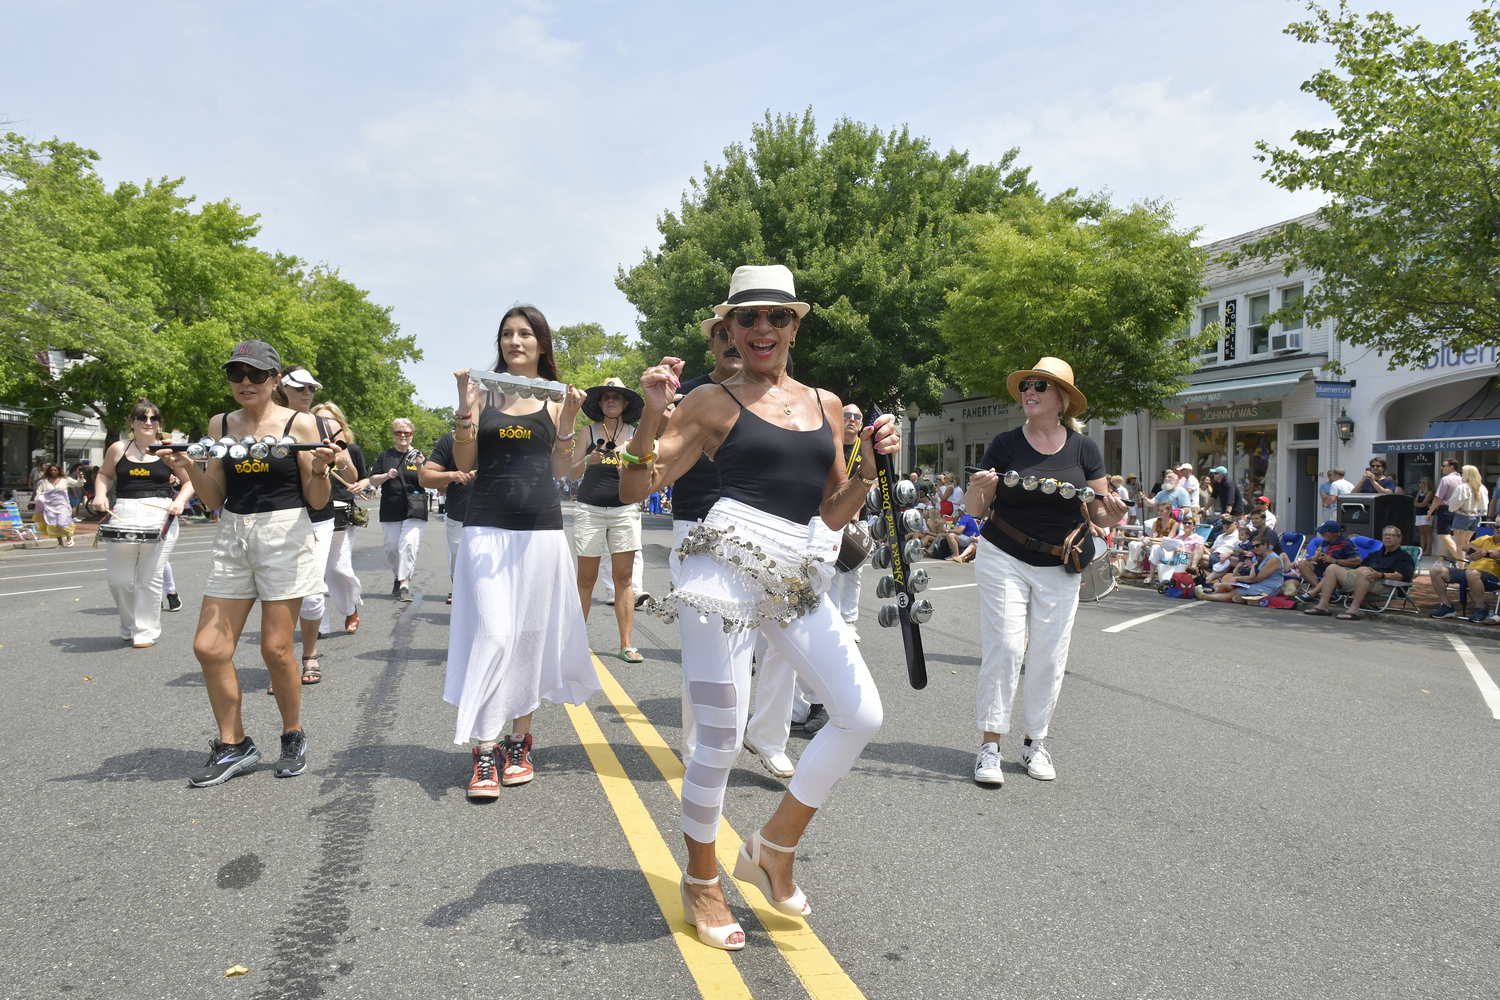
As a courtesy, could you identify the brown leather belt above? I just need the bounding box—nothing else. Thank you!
[989,514,1066,557]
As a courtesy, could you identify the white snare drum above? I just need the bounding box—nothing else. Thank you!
[332,500,349,532]
[100,498,171,543]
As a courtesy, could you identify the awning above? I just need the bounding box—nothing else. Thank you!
[1372,378,1500,452]
[1170,370,1313,407]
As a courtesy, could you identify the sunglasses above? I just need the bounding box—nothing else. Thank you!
[135,414,161,423]
[226,366,274,384]
[393,430,413,436]
[731,307,796,330]
[1016,379,1051,394]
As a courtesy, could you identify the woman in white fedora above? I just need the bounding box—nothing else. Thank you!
[566,376,647,662]
[964,358,1125,787]
[620,264,899,952]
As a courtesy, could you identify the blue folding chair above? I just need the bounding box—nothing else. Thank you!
[1280,532,1305,564]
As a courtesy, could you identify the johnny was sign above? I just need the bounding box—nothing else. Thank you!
[960,402,1013,420]
[1424,344,1500,370]
[1184,401,1282,424]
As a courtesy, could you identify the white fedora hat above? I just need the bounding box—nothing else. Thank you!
[699,314,727,337]
[711,264,811,319]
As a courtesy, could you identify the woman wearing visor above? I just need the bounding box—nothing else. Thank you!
[311,401,369,634]
[92,397,196,648]
[964,358,1124,787]
[157,340,337,787]
[620,265,899,952]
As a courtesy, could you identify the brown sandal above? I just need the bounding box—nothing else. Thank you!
[301,654,322,685]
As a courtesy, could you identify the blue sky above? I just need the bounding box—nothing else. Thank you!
[3,1,1472,407]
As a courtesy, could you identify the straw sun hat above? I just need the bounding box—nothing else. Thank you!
[1006,357,1088,417]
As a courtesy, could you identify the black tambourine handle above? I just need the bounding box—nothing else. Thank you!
[866,404,927,690]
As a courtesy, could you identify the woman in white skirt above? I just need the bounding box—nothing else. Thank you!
[964,358,1125,787]
[446,303,597,800]
[92,398,195,648]
[157,340,337,787]
[619,264,900,952]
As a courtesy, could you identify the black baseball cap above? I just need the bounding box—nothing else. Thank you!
[222,340,281,371]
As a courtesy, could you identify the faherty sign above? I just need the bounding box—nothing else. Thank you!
[1184,401,1282,424]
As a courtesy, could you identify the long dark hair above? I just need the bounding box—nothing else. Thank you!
[493,304,559,381]
[271,363,305,408]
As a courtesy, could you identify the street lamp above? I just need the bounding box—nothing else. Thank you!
[1336,410,1355,444]
[904,403,920,475]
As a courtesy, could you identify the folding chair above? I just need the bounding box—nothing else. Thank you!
[1,500,39,542]
[1280,532,1305,564]
[1345,543,1423,614]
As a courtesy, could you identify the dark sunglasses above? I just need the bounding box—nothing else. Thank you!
[226,366,274,384]
[1016,379,1051,394]
[134,414,161,423]
[731,307,796,330]
[711,326,730,343]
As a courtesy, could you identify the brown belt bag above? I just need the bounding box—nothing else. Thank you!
[990,511,1093,574]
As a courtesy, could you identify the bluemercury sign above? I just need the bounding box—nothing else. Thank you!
[1185,401,1283,424]
[1423,344,1500,370]
[1315,381,1354,399]
[959,402,1013,420]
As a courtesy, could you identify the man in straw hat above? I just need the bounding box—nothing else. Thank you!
[964,356,1125,786]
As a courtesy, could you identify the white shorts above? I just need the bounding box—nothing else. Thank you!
[203,507,323,602]
[572,502,641,557]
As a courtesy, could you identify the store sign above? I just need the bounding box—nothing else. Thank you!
[959,402,1012,420]
[1380,436,1500,453]
[1184,401,1282,424]
[1314,381,1354,399]
[1423,344,1500,370]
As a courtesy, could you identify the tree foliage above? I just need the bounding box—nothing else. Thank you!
[552,321,647,430]
[1225,3,1500,371]
[0,134,422,452]
[616,110,1046,413]
[941,201,1215,424]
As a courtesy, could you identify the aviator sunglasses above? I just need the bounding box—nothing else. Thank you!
[1016,379,1051,394]
[226,366,275,384]
[731,306,796,330]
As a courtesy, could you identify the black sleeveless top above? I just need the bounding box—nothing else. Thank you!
[714,385,834,524]
[462,400,563,531]
[222,414,306,515]
[307,415,337,523]
[114,448,175,499]
[672,372,721,522]
[575,423,629,508]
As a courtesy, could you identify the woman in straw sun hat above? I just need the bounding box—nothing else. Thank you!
[619,263,899,952]
[964,357,1125,787]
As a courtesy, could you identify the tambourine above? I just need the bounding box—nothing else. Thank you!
[469,369,567,402]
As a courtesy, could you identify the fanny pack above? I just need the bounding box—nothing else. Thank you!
[989,506,1095,574]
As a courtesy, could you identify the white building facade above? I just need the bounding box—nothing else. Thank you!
[903,211,1498,537]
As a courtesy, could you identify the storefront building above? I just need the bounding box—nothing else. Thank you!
[0,405,106,492]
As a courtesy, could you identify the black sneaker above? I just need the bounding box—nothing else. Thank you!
[793,703,828,735]
[274,730,308,778]
[188,738,260,787]
[391,578,401,597]
[165,591,182,613]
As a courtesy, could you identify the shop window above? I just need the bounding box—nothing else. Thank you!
[1249,293,1271,355]
[1293,422,1319,442]
[1189,426,1228,485]
[915,443,944,478]
[1233,424,1278,506]
[1200,304,1221,365]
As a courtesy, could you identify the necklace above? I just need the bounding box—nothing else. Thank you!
[743,372,793,415]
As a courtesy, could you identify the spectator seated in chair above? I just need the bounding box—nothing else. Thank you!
[1428,530,1500,623]
[1125,501,1180,577]
[943,511,981,562]
[1245,511,1282,554]
[1195,532,1284,602]
[1153,471,1190,510]
[1302,525,1416,620]
[1295,520,1363,597]
[1205,525,1253,584]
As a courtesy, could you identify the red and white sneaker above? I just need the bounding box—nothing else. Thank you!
[467,746,500,799]
[500,734,534,786]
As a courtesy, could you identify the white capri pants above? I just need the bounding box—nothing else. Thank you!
[105,499,178,644]
[382,518,425,582]
[676,499,883,844]
[298,517,336,622]
[672,520,699,764]
[745,632,815,757]
[318,525,364,632]
[975,536,1080,739]
[445,516,464,579]
[831,565,862,624]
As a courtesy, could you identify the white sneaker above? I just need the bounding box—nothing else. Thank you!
[1020,742,1056,780]
[743,737,795,778]
[849,625,861,643]
[973,742,1003,785]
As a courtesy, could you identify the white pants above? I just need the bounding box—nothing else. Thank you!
[445,516,464,580]
[672,520,698,763]
[831,565,862,623]
[382,518,425,582]
[318,526,364,632]
[604,549,645,600]
[298,518,336,622]
[975,537,1079,739]
[106,503,178,644]
[745,632,815,756]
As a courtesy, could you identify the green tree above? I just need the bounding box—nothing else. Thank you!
[551,320,645,429]
[616,110,1044,413]
[941,200,1216,423]
[1225,3,1500,371]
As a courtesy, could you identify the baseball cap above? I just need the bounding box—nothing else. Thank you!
[1318,520,1342,534]
[1210,465,1228,474]
[222,340,281,371]
[1254,495,1270,504]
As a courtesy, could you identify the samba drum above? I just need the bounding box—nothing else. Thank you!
[332,500,349,532]
[1077,535,1116,602]
[835,519,873,573]
[99,498,171,543]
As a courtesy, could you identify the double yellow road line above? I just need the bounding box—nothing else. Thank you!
[565,653,866,1000]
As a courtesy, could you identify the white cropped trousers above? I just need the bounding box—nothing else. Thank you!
[318,526,364,632]
[745,632,815,756]
[298,518,336,622]
[445,516,464,579]
[382,518,424,582]
[831,565,862,623]
[974,536,1080,739]
[105,501,178,644]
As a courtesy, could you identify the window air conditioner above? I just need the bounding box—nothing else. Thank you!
[1272,331,1302,353]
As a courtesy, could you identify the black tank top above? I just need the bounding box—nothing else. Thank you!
[671,372,721,522]
[714,386,834,524]
[575,423,628,508]
[114,449,175,499]
[462,400,563,531]
[222,414,305,515]
[307,415,336,523]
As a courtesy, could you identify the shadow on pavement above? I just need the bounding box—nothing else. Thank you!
[632,697,683,732]
[856,741,979,783]
[353,647,448,665]
[166,667,271,690]
[50,746,205,783]
[319,742,600,802]
[423,861,669,945]
[50,635,136,654]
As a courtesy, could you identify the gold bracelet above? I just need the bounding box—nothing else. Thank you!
[453,430,475,445]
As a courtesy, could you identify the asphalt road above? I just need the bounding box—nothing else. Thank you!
[2,509,1497,1000]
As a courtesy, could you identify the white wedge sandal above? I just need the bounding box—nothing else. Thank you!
[680,873,746,951]
[733,831,811,917]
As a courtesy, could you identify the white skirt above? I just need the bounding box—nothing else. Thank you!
[444,526,600,743]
